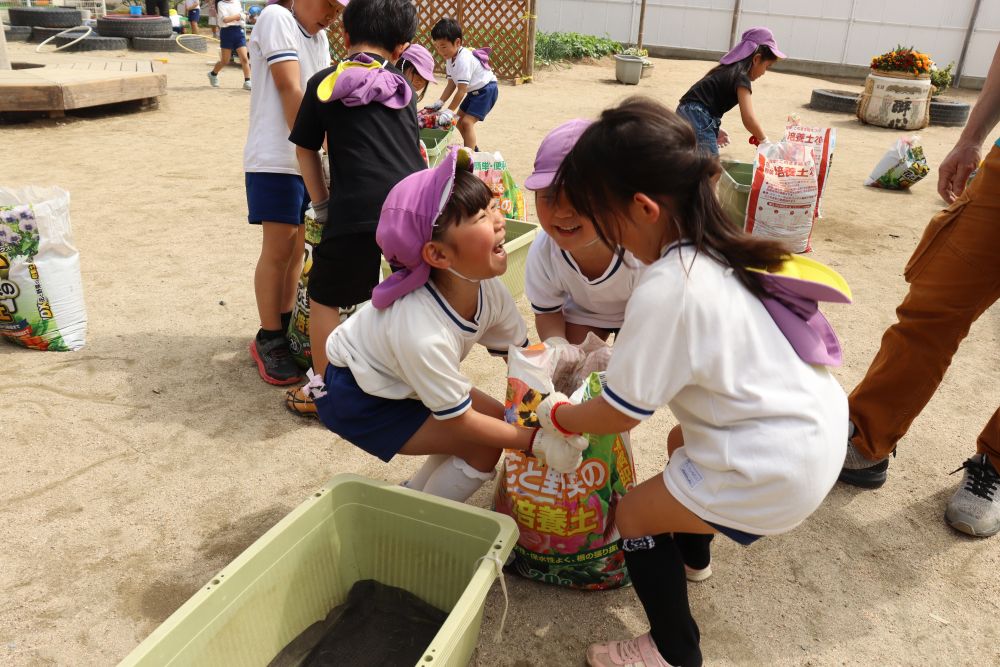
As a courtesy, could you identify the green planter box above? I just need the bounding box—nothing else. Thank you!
[718,160,753,229]
[420,127,459,167]
[119,474,517,667]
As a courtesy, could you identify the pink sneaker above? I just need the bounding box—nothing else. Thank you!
[586,633,675,667]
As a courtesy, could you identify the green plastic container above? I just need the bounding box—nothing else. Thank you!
[118,474,518,667]
[421,127,459,167]
[718,160,753,229]
[380,218,538,299]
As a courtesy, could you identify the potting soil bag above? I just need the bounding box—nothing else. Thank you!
[472,150,526,221]
[783,116,835,218]
[286,208,323,369]
[864,136,930,190]
[0,187,86,351]
[745,141,820,253]
[494,337,635,590]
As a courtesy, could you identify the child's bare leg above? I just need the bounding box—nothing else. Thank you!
[254,222,299,331]
[564,321,614,345]
[399,389,505,471]
[281,225,305,315]
[307,299,340,376]
[212,47,231,75]
[457,112,478,149]
[236,46,250,79]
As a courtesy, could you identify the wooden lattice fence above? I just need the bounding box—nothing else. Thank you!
[327,0,536,83]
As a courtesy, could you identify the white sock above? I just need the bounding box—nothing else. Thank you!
[401,454,449,491]
[421,456,496,502]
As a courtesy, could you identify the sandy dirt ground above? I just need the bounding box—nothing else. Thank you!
[2,41,999,666]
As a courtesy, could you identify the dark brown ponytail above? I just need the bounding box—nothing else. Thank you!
[553,96,787,297]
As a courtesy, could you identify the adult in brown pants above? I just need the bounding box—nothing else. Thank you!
[841,42,1000,537]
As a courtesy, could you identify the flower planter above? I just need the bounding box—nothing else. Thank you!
[614,54,644,85]
[857,69,933,130]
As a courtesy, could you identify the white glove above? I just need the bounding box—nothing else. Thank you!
[543,336,571,347]
[311,199,329,224]
[529,429,587,474]
[437,109,455,127]
[536,392,575,437]
[426,99,444,111]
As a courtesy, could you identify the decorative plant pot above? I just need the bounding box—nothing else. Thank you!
[857,69,933,130]
[614,54,644,85]
[640,59,653,78]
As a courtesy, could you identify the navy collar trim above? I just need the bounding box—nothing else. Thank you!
[559,248,625,285]
[425,282,482,333]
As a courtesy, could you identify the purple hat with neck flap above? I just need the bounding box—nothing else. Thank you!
[524,118,592,191]
[399,43,437,84]
[372,146,473,309]
[720,27,786,65]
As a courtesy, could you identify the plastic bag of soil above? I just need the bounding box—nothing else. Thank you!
[0,187,86,351]
[471,150,526,221]
[783,115,835,218]
[745,141,820,253]
[286,208,323,369]
[268,579,446,667]
[864,135,930,190]
[494,335,635,590]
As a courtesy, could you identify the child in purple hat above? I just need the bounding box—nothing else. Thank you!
[397,43,437,103]
[301,146,589,502]
[524,118,644,344]
[676,26,784,156]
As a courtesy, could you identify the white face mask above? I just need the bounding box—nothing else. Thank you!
[446,266,481,283]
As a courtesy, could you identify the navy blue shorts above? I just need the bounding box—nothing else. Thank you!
[706,520,762,546]
[219,25,246,50]
[188,8,201,23]
[245,172,309,225]
[676,102,721,157]
[460,81,498,121]
[314,365,431,462]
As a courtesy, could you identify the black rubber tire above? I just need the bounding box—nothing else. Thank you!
[96,15,173,39]
[7,7,83,28]
[32,28,128,52]
[929,97,971,127]
[809,88,861,114]
[3,25,33,42]
[132,34,207,52]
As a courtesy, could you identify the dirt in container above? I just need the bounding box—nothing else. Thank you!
[268,579,447,667]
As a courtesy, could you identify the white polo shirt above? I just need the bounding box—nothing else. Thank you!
[525,232,643,330]
[244,4,331,174]
[604,243,848,535]
[445,46,496,92]
[326,278,528,419]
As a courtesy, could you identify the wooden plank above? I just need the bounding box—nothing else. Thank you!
[0,66,166,113]
[60,72,167,109]
[0,77,64,111]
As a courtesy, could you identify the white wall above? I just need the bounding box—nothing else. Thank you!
[537,0,998,79]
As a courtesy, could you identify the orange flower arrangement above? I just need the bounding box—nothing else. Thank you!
[871,46,933,75]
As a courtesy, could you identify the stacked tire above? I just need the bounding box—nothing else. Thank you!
[8,7,83,28]
[96,15,173,39]
[31,26,129,52]
[3,25,33,42]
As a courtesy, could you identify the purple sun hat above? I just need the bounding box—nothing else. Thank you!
[720,27,786,65]
[372,146,473,309]
[524,118,592,191]
[399,43,437,84]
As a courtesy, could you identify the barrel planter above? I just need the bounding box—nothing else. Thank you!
[857,70,933,130]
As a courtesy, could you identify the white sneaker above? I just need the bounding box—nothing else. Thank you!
[243,79,252,91]
[207,72,219,88]
[684,562,712,582]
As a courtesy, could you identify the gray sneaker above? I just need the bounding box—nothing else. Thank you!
[207,71,220,88]
[945,454,1000,537]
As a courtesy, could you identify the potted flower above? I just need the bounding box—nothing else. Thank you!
[620,46,652,78]
[858,45,935,130]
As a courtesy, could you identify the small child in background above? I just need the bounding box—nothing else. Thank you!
[183,0,200,34]
[427,17,498,150]
[300,148,587,501]
[169,8,182,33]
[536,97,848,667]
[676,26,784,155]
[206,0,219,37]
[208,0,251,90]
[524,118,643,344]
[397,43,436,104]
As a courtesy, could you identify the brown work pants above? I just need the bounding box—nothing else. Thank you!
[849,144,1000,466]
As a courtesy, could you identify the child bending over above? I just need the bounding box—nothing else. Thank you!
[524,119,644,344]
[302,147,588,501]
[537,98,849,667]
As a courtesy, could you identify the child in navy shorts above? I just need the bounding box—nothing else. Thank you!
[208,0,251,90]
[300,147,588,502]
[285,0,426,417]
[427,17,498,150]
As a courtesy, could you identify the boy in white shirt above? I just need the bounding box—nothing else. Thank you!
[524,118,643,343]
[243,0,345,386]
[427,17,498,150]
[208,0,252,89]
[302,148,588,502]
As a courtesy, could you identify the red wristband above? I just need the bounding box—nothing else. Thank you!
[549,401,577,436]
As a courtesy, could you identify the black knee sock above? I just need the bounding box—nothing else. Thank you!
[622,534,702,667]
[674,532,713,570]
[280,311,292,332]
[257,328,284,341]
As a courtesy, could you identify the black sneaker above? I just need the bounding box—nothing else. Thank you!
[249,334,303,386]
[838,423,890,489]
